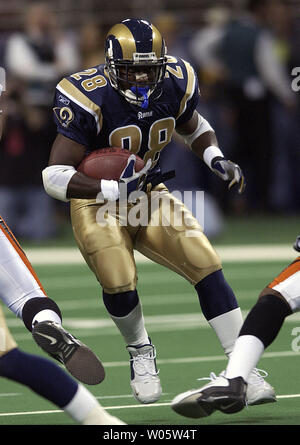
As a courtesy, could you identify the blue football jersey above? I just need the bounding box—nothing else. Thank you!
[53,56,199,171]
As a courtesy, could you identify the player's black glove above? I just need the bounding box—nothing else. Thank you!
[211,157,246,194]
[142,170,176,192]
[293,235,300,252]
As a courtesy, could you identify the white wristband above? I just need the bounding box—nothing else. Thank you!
[100,179,119,201]
[203,145,224,169]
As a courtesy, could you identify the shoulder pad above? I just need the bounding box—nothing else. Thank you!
[56,66,108,133]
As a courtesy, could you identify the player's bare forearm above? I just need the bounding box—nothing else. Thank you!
[190,131,219,160]
[67,172,101,199]
[175,111,245,193]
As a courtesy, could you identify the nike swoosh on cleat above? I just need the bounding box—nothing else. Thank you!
[35,332,58,345]
[219,401,238,410]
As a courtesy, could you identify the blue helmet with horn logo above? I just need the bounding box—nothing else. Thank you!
[105,19,167,108]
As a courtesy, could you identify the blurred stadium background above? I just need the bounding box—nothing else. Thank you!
[0,0,300,246]
[0,0,299,245]
[0,0,300,426]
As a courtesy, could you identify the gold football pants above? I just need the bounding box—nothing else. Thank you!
[70,185,222,294]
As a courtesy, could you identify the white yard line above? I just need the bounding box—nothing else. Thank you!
[0,392,299,417]
[25,244,296,266]
[0,393,21,397]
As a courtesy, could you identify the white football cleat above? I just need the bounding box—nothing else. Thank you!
[171,367,276,419]
[246,368,276,405]
[126,341,162,404]
[171,373,247,418]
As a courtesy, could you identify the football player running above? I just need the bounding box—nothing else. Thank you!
[172,236,300,419]
[43,18,274,406]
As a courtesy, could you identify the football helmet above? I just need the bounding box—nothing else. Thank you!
[105,19,167,108]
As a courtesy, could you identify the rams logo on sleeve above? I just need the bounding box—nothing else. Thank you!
[53,106,74,128]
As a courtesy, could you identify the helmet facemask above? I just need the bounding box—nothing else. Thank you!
[106,53,167,108]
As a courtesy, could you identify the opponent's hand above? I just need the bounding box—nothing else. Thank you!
[211,158,246,194]
[119,155,152,197]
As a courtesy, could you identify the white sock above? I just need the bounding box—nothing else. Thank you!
[63,384,124,425]
[225,335,265,382]
[208,308,243,355]
[82,405,125,425]
[32,309,62,329]
[63,384,98,423]
[110,302,149,346]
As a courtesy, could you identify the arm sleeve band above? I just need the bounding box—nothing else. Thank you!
[181,112,214,148]
[42,165,77,202]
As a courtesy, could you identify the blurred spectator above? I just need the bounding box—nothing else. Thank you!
[5,2,79,106]
[212,0,296,213]
[154,11,225,239]
[0,92,58,241]
[265,0,300,212]
[189,7,230,88]
[188,7,234,222]
[0,2,80,241]
[78,21,105,69]
[153,12,189,60]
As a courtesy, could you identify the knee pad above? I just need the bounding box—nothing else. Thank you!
[177,231,222,284]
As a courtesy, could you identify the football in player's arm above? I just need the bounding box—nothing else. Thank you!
[42,19,273,408]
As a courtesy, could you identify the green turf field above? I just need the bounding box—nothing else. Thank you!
[1,253,300,426]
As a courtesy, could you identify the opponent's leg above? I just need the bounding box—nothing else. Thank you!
[0,308,124,424]
[225,258,297,380]
[171,257,297,419]
[0,216,104,385]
